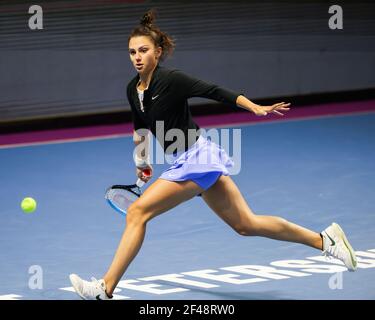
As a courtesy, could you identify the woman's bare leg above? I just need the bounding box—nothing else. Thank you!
[103,178,204,296]
[202,175,323,249]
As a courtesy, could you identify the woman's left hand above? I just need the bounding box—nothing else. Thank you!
[251,102,291,116]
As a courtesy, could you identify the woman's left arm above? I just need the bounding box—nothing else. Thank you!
[170,70,290,116]
[236,95,291,116]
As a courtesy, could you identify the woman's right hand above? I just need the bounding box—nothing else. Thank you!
[136,165,153,183]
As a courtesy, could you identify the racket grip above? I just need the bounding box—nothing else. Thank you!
[136,178,145,188]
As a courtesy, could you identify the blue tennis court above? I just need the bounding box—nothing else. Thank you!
[1,111,374,300]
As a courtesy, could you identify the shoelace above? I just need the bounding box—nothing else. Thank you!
[322,241,344,260]
[91,277,104,289]
[80,277,104,297]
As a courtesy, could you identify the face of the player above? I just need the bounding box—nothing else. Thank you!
[128,36,162,76]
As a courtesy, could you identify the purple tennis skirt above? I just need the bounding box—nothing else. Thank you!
[159,135,234,191]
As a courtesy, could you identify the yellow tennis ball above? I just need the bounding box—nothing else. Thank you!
[21,197,37,213]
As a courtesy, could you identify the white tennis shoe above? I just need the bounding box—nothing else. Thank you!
[69,274,111,300]
[321,223,357,271]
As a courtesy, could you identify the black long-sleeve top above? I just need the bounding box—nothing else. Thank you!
[127,65,241,153]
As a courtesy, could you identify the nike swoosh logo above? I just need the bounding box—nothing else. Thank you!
[151,95,159,100]
[326,233,336,246]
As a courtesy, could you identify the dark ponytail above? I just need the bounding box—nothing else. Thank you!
[139,10,154,28]
[128,10,175,61]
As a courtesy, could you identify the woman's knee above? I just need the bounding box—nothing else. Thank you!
[234,225,258,237]
[126,202,151,226]
[233,215,260,236]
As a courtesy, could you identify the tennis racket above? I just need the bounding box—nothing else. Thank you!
[105,169,151,216]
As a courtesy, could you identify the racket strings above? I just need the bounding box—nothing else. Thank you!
[105,186,141,215]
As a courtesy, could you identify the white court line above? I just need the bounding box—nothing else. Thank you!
[60,286,130,300]
[0,133,131,150]
[0,294,22,300]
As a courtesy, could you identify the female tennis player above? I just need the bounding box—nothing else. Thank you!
[70,10,358,299]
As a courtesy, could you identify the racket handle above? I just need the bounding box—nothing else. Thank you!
[136,178,145,188]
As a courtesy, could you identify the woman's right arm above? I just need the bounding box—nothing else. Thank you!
[133,130,153,183]
[127,84,153,182]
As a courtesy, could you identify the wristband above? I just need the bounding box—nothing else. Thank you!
[134,154,151,168]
